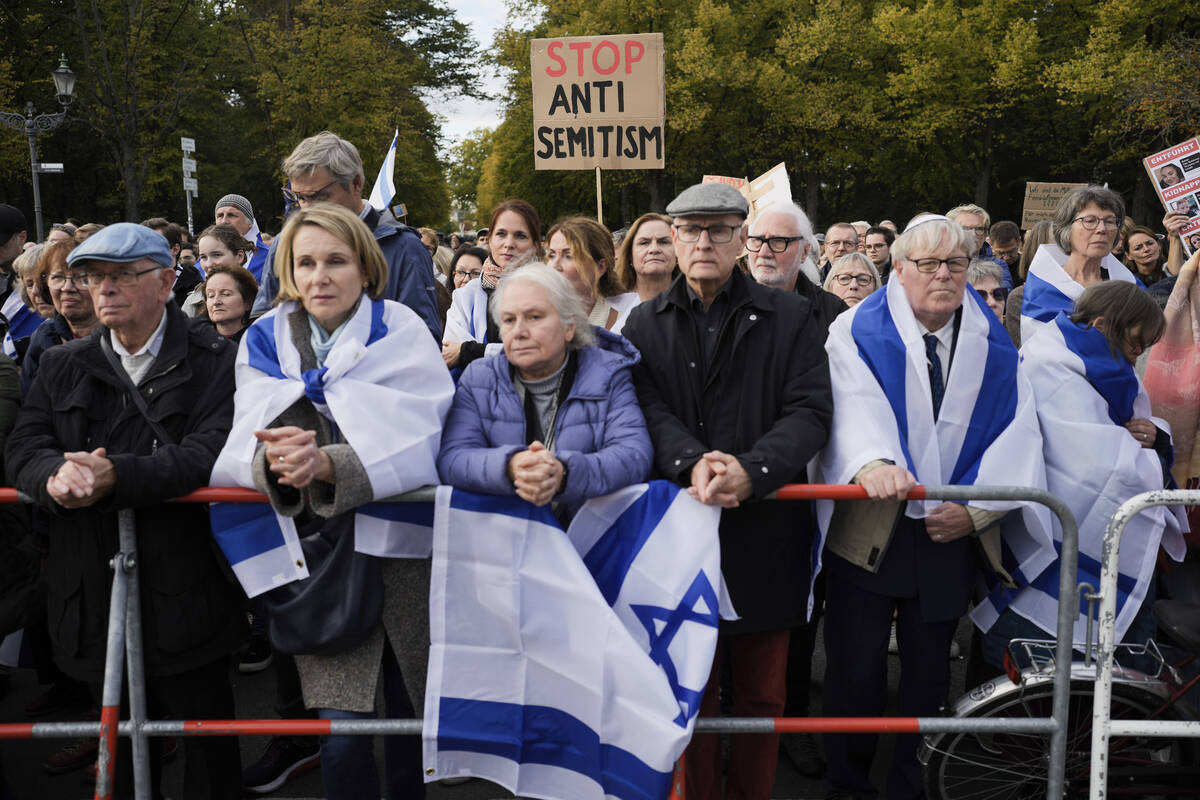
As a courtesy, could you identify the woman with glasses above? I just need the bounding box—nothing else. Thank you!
[1020,185,1141,343]
[1124,225,1167,287]
[967,259,1008,321]
[20,240,100,398]
[449,246,488,290]
[615,212,677,301]
[443,200,543,370]
[545,216,638,333]
[822,252,880,308]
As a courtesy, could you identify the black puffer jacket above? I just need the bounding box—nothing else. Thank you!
[5,305,246,680]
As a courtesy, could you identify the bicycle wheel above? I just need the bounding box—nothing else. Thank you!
[922,676,1200,799]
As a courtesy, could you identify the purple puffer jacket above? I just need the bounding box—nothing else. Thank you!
[437,326,652,504]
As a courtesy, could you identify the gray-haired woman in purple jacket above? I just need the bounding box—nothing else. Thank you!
[437,264,652,515]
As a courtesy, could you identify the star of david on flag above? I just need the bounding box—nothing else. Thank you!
[424,482,734,800]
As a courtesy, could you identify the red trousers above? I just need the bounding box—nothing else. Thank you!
[684,628,790,800]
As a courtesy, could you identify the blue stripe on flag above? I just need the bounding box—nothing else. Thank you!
[449,489,560,526]
[245,319,286,379]
[851,290,915,472]
[1021,271,1073,323]
[952,291,1018,485]
[210,503,287,564]
[438,697,672,800]
[367,298,387,346]
[360,500,434,526]
[1029,540,1138,604]
[1054,313,1138,425]
[583,482,678,606]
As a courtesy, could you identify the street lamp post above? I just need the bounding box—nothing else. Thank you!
[0,55,76,243]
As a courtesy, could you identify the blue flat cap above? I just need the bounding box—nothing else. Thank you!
[666,183,749,218]
[67,222,173,269]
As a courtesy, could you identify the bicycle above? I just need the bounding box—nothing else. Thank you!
[919,599,1200,799]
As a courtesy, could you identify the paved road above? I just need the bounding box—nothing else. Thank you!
[0,618,976,799]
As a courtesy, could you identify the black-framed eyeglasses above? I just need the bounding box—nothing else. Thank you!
[78,266,163,287]
[746,235,804,253]
[281,179,342,205]
[909,256,970,273]
[47,272,86,288]
[454,269,482,280]
[834,273,875,287]
[976,286,1010,303]
[1071,215,1119,231]
[673,223,739,244]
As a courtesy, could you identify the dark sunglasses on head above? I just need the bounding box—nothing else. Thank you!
[976,287,1010,303]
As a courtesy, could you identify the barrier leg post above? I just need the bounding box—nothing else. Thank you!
[118,509,152,800]
[1048,508,1079,799]
[94,551,130,800]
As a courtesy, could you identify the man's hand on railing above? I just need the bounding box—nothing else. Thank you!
[47,447,115,508]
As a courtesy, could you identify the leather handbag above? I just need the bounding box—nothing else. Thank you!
[262,521,384,656]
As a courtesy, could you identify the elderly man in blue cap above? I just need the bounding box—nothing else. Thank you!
[5,222,246,797]
[621,183,833,800]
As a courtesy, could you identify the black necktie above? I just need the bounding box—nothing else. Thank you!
[924,334,944,421]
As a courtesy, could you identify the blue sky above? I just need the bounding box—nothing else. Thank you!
[427,0,510,154]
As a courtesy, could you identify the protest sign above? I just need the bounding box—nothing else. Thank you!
[531,34,665,171]
[1021,182,1086,229]
[703,163,792,226]
[1144,137,1200,256]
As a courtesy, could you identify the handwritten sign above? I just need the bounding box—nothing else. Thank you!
[1021,182,1086,229]
[531,34,665,170]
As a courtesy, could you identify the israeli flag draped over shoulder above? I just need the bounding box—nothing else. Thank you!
[424,482,735,800]
[1010,312,1186,644]
[813,278,1056,632]
[1020,243,1139,344]
[209,296,453,598]
[2,289,44,358]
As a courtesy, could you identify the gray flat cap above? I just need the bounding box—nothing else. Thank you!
[666,183,749,218]
[67,222,173,269]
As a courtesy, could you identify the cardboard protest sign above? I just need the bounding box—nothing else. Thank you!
[703,163,792,226]
[1021,182,1087,229]
[531,34,665,170]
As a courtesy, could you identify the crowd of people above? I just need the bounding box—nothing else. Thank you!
[0,128,1197,800]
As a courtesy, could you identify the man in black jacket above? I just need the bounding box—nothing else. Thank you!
[622,183,834,800]
[5,223,245,798]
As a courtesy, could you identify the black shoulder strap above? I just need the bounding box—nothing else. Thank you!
[99,334,175,445]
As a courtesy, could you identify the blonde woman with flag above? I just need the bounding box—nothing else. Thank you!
[210,202,453,799]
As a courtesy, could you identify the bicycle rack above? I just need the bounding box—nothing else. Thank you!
[0,483,1082,799]
[1090,489,1200,800]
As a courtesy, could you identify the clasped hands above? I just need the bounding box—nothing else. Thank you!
[859,463,972,544]
[256,427,334,490]
[47,447,116,509]
[507,441,563,506]
[689,450,753,508]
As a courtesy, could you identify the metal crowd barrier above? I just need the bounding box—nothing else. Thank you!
[1089,489,1200,800]
[0,483,1083,800]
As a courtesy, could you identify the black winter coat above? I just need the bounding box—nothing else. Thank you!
[5,305,246,680]
[622,270,833,633]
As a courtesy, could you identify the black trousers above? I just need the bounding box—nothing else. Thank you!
[823,572,956,800]
[92,655,241,800]
[784,571,825,718]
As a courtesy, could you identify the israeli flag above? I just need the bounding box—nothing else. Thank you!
[424,482,733,800]
[368,129,398,212]
[1020,243,1139,344]
[2,290,44,358]
[1007,313,1186,644]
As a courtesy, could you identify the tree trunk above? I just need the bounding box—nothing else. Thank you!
[804,170,821,229]
[973,120,995,209]
[122,143,141,220]
[647,170,662,213]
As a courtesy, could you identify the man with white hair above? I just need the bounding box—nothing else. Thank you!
[251,131,441,340]
[815,214,1053,799]
[946,203,1013,289]
[747,204,846,333]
